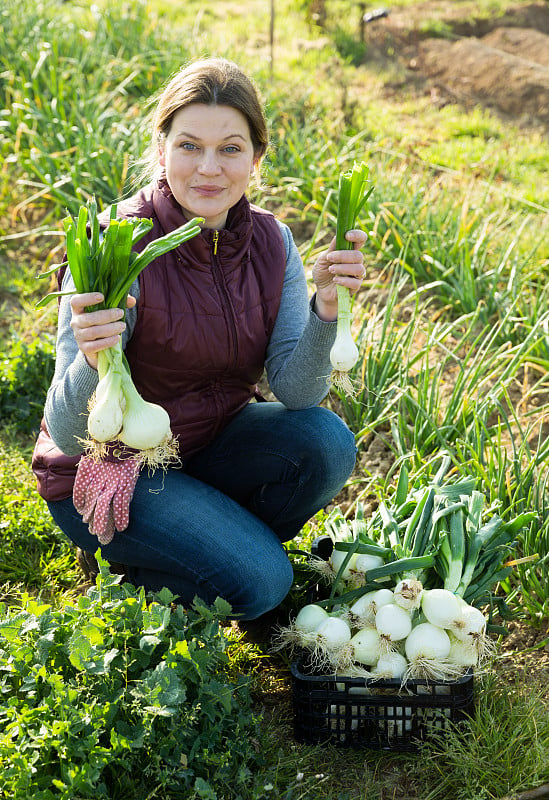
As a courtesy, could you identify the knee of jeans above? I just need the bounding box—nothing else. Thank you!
[307,407,357,477]
[234,557,294,620]
[334,416,358,471]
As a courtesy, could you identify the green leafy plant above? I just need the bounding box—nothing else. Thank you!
[0,556,268,800]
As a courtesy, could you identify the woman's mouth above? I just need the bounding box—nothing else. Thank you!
[193,185,224,197]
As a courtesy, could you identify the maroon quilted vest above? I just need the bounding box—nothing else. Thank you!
[32,180,286,501]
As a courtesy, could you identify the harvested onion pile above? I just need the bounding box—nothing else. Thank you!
[276,455,537,683]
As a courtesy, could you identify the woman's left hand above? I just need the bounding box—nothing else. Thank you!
[312,229,367,321]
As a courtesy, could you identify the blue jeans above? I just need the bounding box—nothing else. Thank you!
[48,402,356,619]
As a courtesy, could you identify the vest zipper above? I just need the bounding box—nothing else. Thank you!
[211,229,238,367]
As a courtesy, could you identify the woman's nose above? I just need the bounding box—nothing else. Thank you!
[197,150,222,174]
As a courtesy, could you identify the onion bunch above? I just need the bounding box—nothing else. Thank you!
[311,456,536,611]
[39,198,203,467]
[275,587,493,681]
[279,454,537,683]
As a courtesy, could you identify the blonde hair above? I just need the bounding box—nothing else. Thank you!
[139,58,268,183]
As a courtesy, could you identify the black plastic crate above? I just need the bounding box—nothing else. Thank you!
[291,659,474,751]
[296,535,476,749]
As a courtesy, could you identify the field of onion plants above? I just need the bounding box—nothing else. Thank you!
[1,1,548,798]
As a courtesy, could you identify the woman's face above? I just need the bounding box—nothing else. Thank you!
[159,103,257,230]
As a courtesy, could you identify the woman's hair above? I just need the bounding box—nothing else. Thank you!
[139,58,268,183]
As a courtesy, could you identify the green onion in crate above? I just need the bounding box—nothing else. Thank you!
[38,198,203,468]
[275,455,537,682]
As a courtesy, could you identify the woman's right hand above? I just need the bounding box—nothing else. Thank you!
[69,292,136,370]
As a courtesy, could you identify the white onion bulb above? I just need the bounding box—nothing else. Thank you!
[375,603,412,642]
[405,623,451,663]
[350,627,382,666]
[294,604,329,633]
[421,588,463,630]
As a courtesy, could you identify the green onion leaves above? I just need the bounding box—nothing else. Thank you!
[37,198,203,310]
[330,161,374,395]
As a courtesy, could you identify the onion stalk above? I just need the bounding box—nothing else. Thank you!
[330,161,374,396]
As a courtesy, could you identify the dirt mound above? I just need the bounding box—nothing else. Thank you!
[371,1,549,41]
[364,1,549,128]
[418,33,549,125]
[481,26,549,66]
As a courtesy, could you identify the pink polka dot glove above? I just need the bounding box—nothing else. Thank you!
[73,456,141,544]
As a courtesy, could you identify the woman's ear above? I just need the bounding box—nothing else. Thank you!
[158,146,166,167]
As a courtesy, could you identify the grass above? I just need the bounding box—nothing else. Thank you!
[1,0,548,797]
[417,674,549,800]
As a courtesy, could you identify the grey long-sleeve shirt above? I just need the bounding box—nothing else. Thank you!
[44,220,338,456]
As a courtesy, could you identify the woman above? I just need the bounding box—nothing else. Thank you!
[32,57,366,621]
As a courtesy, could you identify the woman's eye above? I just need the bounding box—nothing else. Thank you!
[180,142,197,150]
[223,145,240,153]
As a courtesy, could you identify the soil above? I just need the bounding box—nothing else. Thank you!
[497,616,549,689]
[360,1,549,129]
